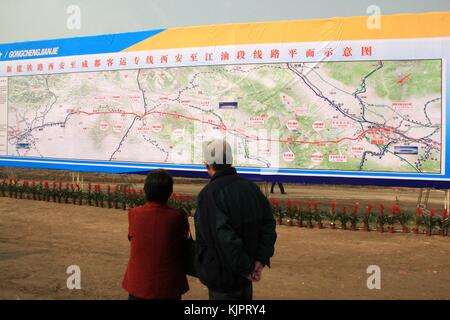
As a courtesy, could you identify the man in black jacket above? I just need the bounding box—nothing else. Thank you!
[194,139,277,300]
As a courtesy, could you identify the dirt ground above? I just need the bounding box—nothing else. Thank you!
[0,196,449,300]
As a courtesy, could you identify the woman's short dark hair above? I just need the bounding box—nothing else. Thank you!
[144,169,173,203]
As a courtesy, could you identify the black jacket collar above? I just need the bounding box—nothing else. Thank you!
[210,166,237,182]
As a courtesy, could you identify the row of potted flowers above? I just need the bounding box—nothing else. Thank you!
[0,179,195,213]
[1,179,449,236]
[270,198,450,236]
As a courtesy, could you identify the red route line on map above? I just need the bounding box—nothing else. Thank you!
[75,110,439,147]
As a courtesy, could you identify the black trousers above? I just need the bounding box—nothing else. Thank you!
[270,182,285,194]
[208,282,253,300]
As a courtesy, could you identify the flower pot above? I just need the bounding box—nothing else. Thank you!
[426,230,432,236]
[296,221,303,228]
[351,224,357,231]
[402,227,409,234]
[362,224,369,232]
[317,223,323,229]
[388,226,394,233]
[341,224,347,230]
[287,220,293,227]
[277,219,282,225]
[438,230,444,236]
[412,228,419,234]
[329,223,336,230]
[306,222,313,229]
[377,227,385,233]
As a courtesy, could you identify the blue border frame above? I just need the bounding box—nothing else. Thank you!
[1,156,449,188]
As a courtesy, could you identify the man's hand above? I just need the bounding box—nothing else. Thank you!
[254,261,264,273]
[247,261,265,282]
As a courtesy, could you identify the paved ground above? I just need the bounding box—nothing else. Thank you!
[0,197,449,300]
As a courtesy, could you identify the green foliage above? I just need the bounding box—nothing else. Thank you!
[376,212,389,228]
[397,210,413,228]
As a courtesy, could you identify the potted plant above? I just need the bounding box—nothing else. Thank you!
[441,209,449,236]
[74,184,84,205]
[387,204,400,233]
[17,180,27,199]
[376,204,388,233]
[112,185,122,209]
[8,179,16,198]
[0,179,7,197]
[285,198,295,226]
[348,203,360,231]
[413,207,423,234]
[270,198,283,225]
[295,200,303,227]
[361,205,373,231]
[314,210,325,229]
[327,201,338,229]
[303,200,314,228]
[422,209,441,236]
[338,206,350,230]
[182,194,196,217]
[397,209,413,233]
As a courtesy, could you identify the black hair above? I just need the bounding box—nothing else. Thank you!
[143,169,173,203]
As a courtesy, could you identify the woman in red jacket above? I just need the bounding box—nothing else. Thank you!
[122,169,189,300]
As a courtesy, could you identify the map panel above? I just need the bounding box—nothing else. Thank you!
[6,60,442,173]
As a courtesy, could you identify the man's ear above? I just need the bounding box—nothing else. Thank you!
[204,162,210,170]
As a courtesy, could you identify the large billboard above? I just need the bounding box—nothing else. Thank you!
[0,12,449,187]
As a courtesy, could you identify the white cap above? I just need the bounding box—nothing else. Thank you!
[202,139,233,166]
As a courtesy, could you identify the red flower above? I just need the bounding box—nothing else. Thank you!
[306,200,311,212]
[313,201,318,211]
[342,206,347,215]
[271,198,279,208]
[417,207,422,217]
[443,208,448,221]
[186,194,191,202]
[107,185,111,194]
[331,200,337,213]
[352,203,359,215]
[286,198,292,209]
[366,204,372,216]
[378,204,385,215]
[177,194,183,202]
[389,204,400,215]
[295,200,301,210]
[430,208,435,218]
